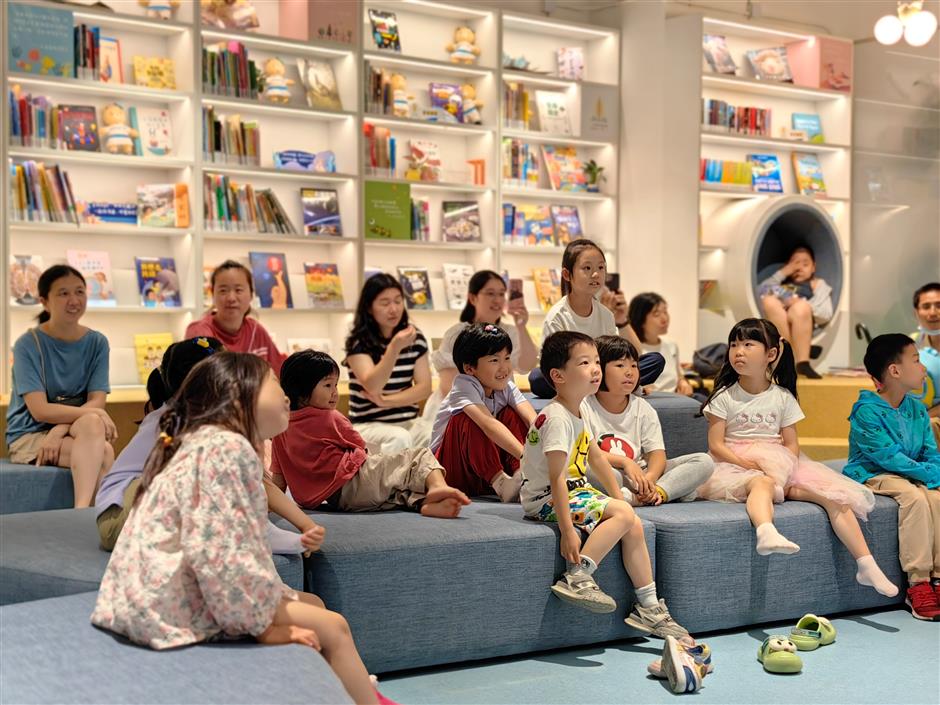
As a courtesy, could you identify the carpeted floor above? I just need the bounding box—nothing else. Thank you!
[379,608,940,704]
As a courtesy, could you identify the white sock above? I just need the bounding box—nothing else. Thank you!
[856,555,899,597]
[568,555,597,578]
[620,485,639,507]
[635,581,658,608]
[491,471,522,503]
[755,523,800,556]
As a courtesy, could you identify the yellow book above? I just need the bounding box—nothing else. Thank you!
[134,333,173,385]
[132,56,176,90]
[532,267,561,313]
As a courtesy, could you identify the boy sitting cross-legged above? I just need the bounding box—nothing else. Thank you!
[270,349,470,518]
[519,331,692,642]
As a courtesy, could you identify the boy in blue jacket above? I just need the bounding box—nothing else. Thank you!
[845,334,940,621]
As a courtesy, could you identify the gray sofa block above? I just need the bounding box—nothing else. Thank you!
[283,501,657,674]
[0,592,353,705]
[0,460,74,514]
[0,508,304,605]
[636,496,905,634]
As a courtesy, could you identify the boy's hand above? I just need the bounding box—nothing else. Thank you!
[299,524,326,553]
[560,526,581,565]
[623,459,654,498]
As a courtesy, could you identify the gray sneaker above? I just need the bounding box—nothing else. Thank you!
[551,573,617,614]
[625,599,691,641]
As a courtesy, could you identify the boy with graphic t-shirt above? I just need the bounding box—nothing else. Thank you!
[520,331,692,643]
[583,336,714,505]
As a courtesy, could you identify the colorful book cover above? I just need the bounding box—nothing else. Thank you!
[532,267,561,312]
[556,47,584,81]
[297,58,342,111]
[7,3,74,78]
[550,205,582,244]
[66,249,116,307]
[702,34,737,74]
[747,154,784,193]
[397,266,433,310]
[59,105,99,152]
[441,201,481,243]
[516,204,555,247]
[137,184,190,228]
[304,262,344,309]
[791,152,827,196]
[136,107,173,156]
[369,9,401,52]
[301,188,342,236]
[428,82,463,123]
[535,91,571,135]
[132,56,176,90]
[407,140,442,182]
[791,113,824,143]
[9,254,44,306]
[286,338,333,355]
[98,36,122,84]
[746,47,793,82]
[135,256,181,308]
[249,252,293,309]
[442,263,473,311]
[75,201,139,225]
[134,333,173,385]
[364,180,411,240]
[541,145,586,191]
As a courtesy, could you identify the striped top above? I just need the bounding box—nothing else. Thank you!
[347,331,429,424]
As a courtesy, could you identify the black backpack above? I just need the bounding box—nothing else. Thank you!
[693,343,728,379]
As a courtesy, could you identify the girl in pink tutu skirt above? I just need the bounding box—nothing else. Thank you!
[698,318,897,597]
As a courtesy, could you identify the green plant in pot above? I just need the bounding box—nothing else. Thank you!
[583,159,606,192]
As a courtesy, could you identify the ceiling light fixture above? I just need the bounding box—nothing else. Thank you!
[874,1,938,46]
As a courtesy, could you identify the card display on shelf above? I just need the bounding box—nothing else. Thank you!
[397,267,433,310]
[60,105,100,152]
[556,48,584,81]
[249,252,293,309]
[134,333,173,385]
[301,188,342,237]
[532,268,562,312]
[369,10,401,52]
[791,113,824,143]
[67,249,116,307]
[702,34,737,75]
[7,3,74,78]
[515,204,555,247]
[297,58,342,111]
[137,184,190,228]
[535,91,571,135]
[132,56,176,90]
[550,205,582,245]
[745,47,793,83]
[441,201,482,243]
[135,257,181,308]
[791,152,827,197]
[541,145,586,191]
[304,263,344,309]
[443,263,474,311]
[747,154,784,193]
[9,254,44,306]
[364,180,411,240]
[136,107,173,156]
[580,84,618,142]
[286,338,333,355]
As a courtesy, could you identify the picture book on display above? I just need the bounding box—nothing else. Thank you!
[515,204,555,247]
[67,249,116,307]
[249,252,293,309]
[407,140,442,182]
[747,154,784,193]
[541,146,586,191]
[443,263,474,311]
[7,3,74,78]
[556,48,584,81]
[365,180,411,240]
[535,91,571,135]
[792,153,827,196]
[441,201,481,243]
[791,113,824,143]
[132,56,176,90]
[301,188,342,237]
[134,333,173,385]
[702,35,737,74]
[532,268,562,312]
[297,58,342,111]
[369,10,401,52]
[411,198,430,241]
[746,47,793,82]
[137,184,190,228]
[304,262,344,309]
[550,205,582,244]
[580,84,618,142]
[397,267,434,310]
[428,82,463,123]
[10,254,43,306]
[60,105,100,152]
[136,107,173,156]
[135,257,181,308]
[98,37,122,84]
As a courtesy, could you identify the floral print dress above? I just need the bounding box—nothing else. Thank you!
[91,426,296,650]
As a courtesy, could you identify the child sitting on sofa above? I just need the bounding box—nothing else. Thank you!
[519,331,692,642]
[430,323,536,500]
[271,349,470,517]
[583,335,714,505]
[844,333,940,620]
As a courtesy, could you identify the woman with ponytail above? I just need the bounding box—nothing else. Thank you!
[5,265,115,507]
[695,319,897,597]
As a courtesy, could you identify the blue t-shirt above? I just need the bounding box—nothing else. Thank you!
[5,328,110,446]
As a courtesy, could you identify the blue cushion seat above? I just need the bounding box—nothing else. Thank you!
[0,460,74,514]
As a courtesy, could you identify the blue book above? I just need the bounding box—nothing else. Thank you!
[791,113,824,143]
[7,3,74,78]
[747,154,784,193]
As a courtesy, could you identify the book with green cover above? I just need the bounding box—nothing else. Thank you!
[365,180,411,240]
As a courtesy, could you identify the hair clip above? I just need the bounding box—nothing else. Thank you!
[159,431,173,446]
[483,324,499,333]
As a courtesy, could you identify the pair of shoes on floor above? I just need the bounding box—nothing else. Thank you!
[758,613,838,674]
[655,636,711,693]
[906,581,940,621]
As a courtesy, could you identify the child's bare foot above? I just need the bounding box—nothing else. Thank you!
[425,486,471,506]
[421,497,464,518]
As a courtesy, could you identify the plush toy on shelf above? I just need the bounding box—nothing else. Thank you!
[390,73,413,118]
[446,26,481,65]
[200,0,260,30]
[99,103,138,155]
[460,84,483,124]
[261,58,294,104]
[138,0,180,20]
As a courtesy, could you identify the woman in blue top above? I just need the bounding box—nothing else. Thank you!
[5,265,116,507]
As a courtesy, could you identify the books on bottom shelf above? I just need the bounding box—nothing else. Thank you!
[134,333,173,385]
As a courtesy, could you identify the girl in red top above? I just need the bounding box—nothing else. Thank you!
[186,261,286,375]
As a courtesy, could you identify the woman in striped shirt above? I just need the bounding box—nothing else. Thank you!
[344,274,432,454]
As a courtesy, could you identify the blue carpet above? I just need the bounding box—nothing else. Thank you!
[379,608,939,704]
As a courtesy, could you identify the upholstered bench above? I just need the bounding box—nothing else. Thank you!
[0,508,304,605]
[0,459,73,514]
[0,592,353,705]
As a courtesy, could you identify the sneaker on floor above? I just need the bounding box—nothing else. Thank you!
[551,573,617,614]
[648,642,713,679]
[625,599,691,642]
[661,636,707,694]
[907,582,940,621]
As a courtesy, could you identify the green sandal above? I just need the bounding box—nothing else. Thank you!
[789,614,836,651]
[758,636,803,674]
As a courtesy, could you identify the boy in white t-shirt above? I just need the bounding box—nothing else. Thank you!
[520,331,692,642]
[584,336,714,505]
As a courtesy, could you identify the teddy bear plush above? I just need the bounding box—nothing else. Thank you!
[261,58,294,103]
[200,0,260,30]
[390,73,413,118]
[138,0,180,20]
[99,103,138,155]
[459,84,483,124]
[446,27,481,65]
